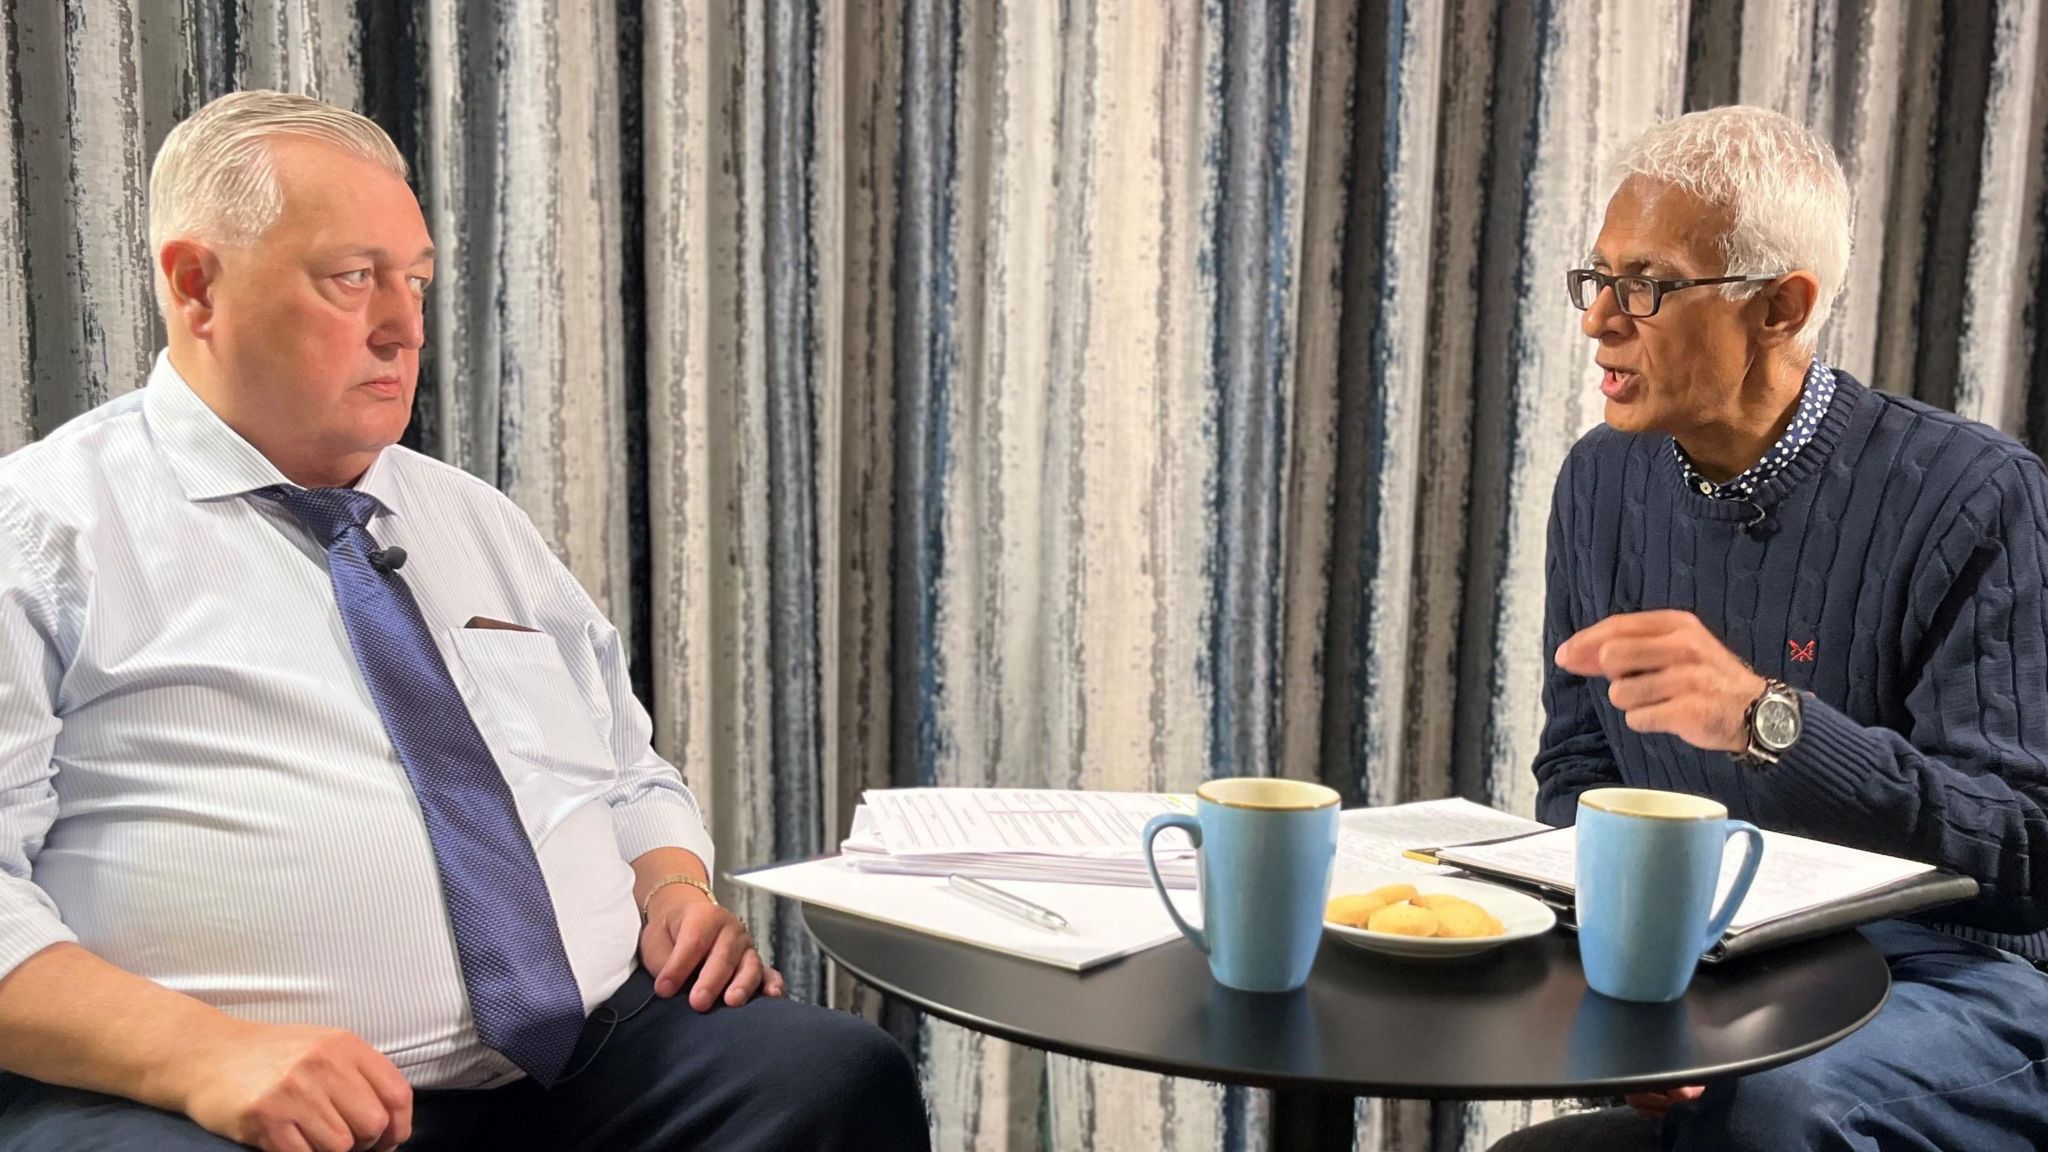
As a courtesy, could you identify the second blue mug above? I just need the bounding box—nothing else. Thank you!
[1142,778,1340,993]
[1576,787,1764,1003]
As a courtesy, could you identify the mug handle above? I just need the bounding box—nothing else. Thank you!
[1698,819,1766,955]
[1142,813,1207,955]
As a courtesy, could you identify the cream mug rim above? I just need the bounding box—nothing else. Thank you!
[1579,787,1728,822]
[1196,777,1341,812]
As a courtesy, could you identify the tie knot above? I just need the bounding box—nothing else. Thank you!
[261,485,381,544]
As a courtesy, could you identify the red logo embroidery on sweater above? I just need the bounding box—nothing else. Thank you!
[1789,639,1816,663]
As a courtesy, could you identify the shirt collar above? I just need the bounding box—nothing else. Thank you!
[352,447,404,519]
[143,351,397,519]
[1674,359,1837,500]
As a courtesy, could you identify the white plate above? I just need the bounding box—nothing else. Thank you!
[1323,871,1557,958]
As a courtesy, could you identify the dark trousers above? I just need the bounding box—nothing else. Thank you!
[1492,920,2048,1152]
[0,970,930,1152]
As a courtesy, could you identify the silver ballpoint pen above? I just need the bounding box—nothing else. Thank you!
[947,873,1070,932]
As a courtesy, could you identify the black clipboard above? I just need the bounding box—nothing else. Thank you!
[1406,831,1980,963]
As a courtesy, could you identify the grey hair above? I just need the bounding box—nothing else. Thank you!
[148,89,408,314]
[1614,105,1851,349]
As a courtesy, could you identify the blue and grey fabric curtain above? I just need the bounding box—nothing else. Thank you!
[2,1,2042,1149]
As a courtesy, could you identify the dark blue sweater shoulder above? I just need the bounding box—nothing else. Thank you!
[1536,371,2048,958]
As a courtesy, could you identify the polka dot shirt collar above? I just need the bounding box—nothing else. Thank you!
[1674,359,1837,501]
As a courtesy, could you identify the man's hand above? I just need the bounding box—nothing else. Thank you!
[1556,611,1765,754]
[1626,1085,1705,1118]
[177,1019,412,1152]
[639,884,787,1012]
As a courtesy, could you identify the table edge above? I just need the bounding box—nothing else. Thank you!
[800,903,1895,1100]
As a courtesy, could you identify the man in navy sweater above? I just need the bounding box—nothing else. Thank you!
[1493,107,2048,1151]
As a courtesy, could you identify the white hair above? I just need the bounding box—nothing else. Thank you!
[1614,105,1851,349]
[148,89,409,314]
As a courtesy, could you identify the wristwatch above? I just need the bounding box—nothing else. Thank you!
[1739,678,1803,766]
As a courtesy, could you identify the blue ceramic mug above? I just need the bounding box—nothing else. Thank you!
[1576,787,1765,1003]
[1142,778,1341,993]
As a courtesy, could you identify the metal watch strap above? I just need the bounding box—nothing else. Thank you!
[639,873,718,922]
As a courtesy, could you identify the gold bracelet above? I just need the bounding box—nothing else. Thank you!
[639,874,718,922]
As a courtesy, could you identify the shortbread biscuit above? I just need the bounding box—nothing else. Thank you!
[1364,883,1420,906]
[1432,900,1504,938]
[1324,893,1387,926]
[1366,902,1438,937]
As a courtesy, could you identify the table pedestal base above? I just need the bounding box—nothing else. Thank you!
[1270,1087,1355,1151]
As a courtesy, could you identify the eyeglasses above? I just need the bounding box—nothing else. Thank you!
[1565,268,1784,318]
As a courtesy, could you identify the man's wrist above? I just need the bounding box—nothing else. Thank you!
[639,874,717,922]
[630,848,710,906]
[139,1011,252,1115]
[1724,672,1769,753]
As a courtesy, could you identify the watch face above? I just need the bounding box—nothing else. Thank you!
[1756,696,1801,751]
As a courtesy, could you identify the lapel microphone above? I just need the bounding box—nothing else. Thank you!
[1738,500,1774,540]
[368,546,408,573]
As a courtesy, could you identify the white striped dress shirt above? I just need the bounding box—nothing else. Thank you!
[0,353,714,1088]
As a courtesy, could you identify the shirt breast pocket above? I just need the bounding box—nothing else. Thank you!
[447,628,617,842]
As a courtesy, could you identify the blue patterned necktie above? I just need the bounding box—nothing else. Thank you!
[262,485,586,1084]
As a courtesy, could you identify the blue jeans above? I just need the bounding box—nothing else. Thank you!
[1494,921,2048,1151]
[0,969,929,1151]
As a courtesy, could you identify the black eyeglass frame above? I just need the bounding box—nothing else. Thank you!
[1565,268,1785,318]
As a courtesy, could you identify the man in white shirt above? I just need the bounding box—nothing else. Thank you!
[0,90,926,1152]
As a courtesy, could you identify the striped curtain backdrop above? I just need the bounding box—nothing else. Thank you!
[2,1,2042,1149]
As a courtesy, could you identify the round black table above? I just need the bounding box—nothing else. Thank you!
[801,906,1891,1150]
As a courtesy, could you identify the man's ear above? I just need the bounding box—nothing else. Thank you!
[159,239,224,338]
[1756,270,1820,350]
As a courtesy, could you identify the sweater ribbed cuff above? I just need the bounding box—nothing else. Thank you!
[1926,920,2048,964]
[1756,694,1889,820]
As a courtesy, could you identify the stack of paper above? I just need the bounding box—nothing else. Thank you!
[738,792,1558,970]
[839,788,1204,887]
[837,788,1550,890]
[1333,797,1549,874]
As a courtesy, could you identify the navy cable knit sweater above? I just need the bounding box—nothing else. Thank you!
[1536,369,2048,961]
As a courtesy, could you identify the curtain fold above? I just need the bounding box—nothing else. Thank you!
[2,1,2043,1149]
[0,0,32,452]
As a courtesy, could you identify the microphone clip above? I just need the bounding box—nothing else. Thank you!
[1738,501,1775,540]
[368,546,408,573]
